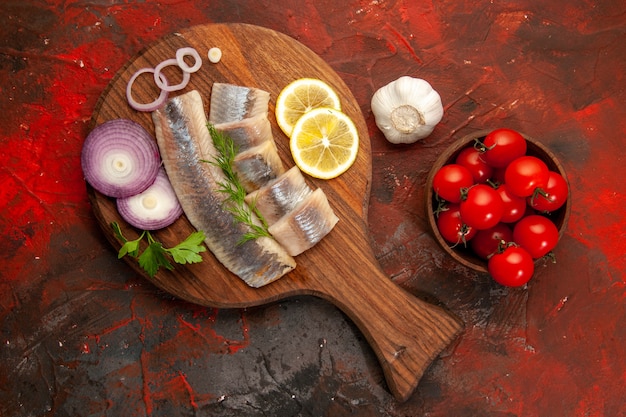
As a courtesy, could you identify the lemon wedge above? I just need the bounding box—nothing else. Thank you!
[289,107,359,179]
[275,78,341,137]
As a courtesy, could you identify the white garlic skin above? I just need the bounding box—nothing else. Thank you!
[371,76,444,144]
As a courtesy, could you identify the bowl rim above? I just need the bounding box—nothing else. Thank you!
[425,129,572,273]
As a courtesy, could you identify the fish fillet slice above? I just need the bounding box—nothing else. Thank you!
[213,113,274,153]
[209,83,270,124]
[152,90,295,287]
[233,140,285,193]
[245,166,313,226]
[268,188,339,256]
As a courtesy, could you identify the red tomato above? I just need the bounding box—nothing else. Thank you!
[470,223,514,259]
[436,204,477,245]
[527,171,568,212]
[496,183,527,223]
[490,167,507,186]
[488,245,535,287]
[455,146,493,183]
[459,184,504,230]
[513,215,559,258]
[432,164,474,203]
[504,156,550,197]
[480,128,527,168]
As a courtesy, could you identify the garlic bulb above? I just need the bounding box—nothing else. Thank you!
[371,76,443,144]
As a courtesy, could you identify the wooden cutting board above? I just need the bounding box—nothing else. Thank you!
[88,23,463,402]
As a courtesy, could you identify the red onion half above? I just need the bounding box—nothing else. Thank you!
[81,119,160,198]
[116,168,183,230]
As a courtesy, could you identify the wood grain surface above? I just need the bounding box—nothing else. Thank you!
[88,23,463,401]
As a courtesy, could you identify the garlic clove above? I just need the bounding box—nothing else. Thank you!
[371,76,443,144]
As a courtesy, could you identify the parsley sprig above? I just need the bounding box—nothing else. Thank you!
[111,222,206,278]
[204,123,271,243]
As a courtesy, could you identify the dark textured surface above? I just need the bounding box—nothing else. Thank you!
[1,0,625,415]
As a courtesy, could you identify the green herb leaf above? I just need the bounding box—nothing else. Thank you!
[205,123,271,243]
[165,231,207,264]
[111,222,126,242]
[111,222,206,278]
[119,239,141,259]
[139,241,174,278]
[111,222,144,258]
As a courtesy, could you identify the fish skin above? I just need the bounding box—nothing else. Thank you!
[209,83,270,125]
[152,90,295,287]
[210,83,285,193]
[245,166,313,226]
[213,113,273,152]
[268,188,339,256]
[233,140,285,193]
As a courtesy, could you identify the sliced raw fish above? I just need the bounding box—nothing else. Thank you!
[245,166,313,226]
[152,90,295,287]
[233,140,285,193]
[268,188,339,256]
[209,83,270,124]
[213,113,273,152]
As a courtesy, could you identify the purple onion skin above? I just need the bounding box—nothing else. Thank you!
[81,119,160,198]
[116,169,183,231]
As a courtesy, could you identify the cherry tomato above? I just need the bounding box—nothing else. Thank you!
[436,204,477,245]
[470,223,513,259]
[459,184,504,230]
[496,183,527,223]
[513,215,559,258]
[489,167,507,186]
[527,171,568,212]
[479,128,527,168]
[488,244,535,287]
[432,164,474,203]
[504,156,550,197]
[455,146,493,183]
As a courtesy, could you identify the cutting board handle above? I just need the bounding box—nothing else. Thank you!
[314,267,463,402]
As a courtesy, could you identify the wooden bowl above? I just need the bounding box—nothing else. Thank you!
[425,129,571,273]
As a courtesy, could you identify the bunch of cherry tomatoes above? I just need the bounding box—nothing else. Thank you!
[432,128,568,287]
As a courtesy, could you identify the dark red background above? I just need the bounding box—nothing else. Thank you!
[2,0,625,416]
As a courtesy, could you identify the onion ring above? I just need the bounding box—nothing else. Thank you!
[176,47,203,73]
[116,168,183,230]
[126,68,169,112]
[153,58,191,92]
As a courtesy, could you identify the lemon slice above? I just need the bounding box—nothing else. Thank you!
[275,78,341,137]
[290,107,359,179]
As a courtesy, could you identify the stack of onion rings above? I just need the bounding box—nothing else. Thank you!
[126,47,203,112]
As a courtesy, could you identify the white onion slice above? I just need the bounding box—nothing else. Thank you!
[208,47,222,63]
[81,119,160,198]
[126,68,169,112]
[176,47,202,73]
[153,58,191,92]
[116,168,183,230]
